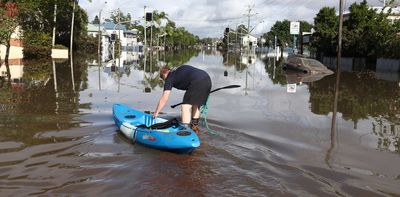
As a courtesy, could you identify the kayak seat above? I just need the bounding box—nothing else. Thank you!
[138,118,180,130]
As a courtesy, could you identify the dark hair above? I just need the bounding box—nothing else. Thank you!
[159,66,170,79]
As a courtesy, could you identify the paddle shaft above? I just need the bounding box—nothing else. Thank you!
[170,85,240,108]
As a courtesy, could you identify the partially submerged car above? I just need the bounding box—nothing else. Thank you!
[283,55,334,84]
[283,55,334,75]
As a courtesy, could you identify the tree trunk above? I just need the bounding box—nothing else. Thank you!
[5,46,11,88]
[5,39,10,65]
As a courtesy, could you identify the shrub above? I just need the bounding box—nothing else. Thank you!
[53,44,68,49]
[22,31,52,59]
[23,45,51,59]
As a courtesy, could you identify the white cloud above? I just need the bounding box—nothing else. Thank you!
[80,0,384,38]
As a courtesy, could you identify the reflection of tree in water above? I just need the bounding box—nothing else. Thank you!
[164,49,199,68]
[136,49,200,90]
[141,73,163,91]
[0,56,88,147]
[309,71,400,153]
[262,57,287,85]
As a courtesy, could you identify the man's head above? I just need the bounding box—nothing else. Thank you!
[159,65,170,80]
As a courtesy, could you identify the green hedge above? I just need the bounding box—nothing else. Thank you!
[23,45,51,59]
[53,44,68,49]
[23,31,52,59]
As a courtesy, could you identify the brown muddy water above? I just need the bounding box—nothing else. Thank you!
[0,50,399,196]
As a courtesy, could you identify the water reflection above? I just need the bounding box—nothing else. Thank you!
[0,58,84,147]
[0,50,399,195]
[308,71,400,153]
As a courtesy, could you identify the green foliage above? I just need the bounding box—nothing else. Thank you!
[22,31,51,59]
[263,20,313,49]
[312,0,400,58]
[111,9,199,49]
[53,44,68,49]
[23,45,51,59]
[200,37,214,46]
[312,7,338,56]
[263,20,290,48]
[23,31,52,47]
[19,0,89,50]
[22,58,52,82]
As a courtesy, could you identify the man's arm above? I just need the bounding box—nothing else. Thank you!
[153,90,171,118]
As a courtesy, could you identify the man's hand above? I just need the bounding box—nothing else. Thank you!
[153,111,159,119]
[153,90,171,119]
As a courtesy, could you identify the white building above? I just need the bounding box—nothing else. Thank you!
[343,6,400,23]
[102,22,140,51]
[371,6,400,23]
[241,34,258,49]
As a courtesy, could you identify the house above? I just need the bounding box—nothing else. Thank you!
[102,21,140,51]
[343,6,400,23]
[371,6,400,23]
[241,34,258,49]
[0,58,25,93]
[0,26,23,60]
[87,23,101,37]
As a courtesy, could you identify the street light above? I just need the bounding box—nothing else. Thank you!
[98,1,107,57]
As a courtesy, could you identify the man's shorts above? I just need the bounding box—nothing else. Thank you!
[182,76,212,106]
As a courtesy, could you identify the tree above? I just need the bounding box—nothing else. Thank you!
[312,7,338,57]
[262,20,291,53]
[0,2,23,63]
[343,0,399,58]
[16,0,90,50]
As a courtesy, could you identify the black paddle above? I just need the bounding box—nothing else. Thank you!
[170,85,241,108]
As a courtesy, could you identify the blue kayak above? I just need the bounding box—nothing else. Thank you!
[112,103,200,154]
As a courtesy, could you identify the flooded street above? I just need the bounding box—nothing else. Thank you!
[0,50,399,196]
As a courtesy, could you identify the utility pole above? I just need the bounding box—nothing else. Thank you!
[150,11,153,50]
[244,4,257,50]
[247,5,251,34]
[118,8,121,55]
[245,5,258,33]
[52,4,57,47]
[117,8,121,70]
[98,1,107,58]
[235,24,238,50]
[337,0,344,73]
[70,0,76,57]
[144,6,147,52]
[329,0,345,167]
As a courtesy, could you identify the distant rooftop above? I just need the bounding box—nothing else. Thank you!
[102,21,127,31]
[371,6,400,15]
[343,6,400,15]
[87,23,100,32]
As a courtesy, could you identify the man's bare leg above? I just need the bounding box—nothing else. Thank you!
[181,104,192,124]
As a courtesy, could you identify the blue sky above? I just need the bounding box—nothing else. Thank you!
[80,0,384,38]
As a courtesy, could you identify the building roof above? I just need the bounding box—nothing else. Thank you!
[102,21,127,31]
[87,23,100,32]
[343,6,400,15]
[371,6,400,15]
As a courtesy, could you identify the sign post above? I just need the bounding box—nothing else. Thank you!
[290,21,300,54]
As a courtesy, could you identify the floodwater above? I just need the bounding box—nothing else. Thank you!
[0,50,399,196]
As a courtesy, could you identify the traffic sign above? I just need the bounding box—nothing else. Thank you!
[290,21,300,35]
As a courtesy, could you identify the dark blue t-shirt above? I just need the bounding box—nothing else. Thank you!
[164,65,209,91]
